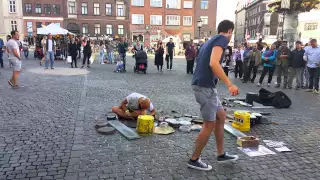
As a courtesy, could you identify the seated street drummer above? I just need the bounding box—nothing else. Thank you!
[112,92,156,120]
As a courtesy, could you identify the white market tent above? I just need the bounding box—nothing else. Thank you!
[37,23,74,35]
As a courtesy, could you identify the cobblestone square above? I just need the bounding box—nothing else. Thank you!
[0,56,320,180]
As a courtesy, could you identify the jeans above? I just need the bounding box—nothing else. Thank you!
[119,53,126,70]
[77,50,81,59]
[223,67,229,76]
[244,61,258,82]
[259,66,275,84]
[0,51,3,67]
[276,64,289,87]
[234,61,243,78]
[301,66,309,87]
[71,54,77,67]
[100,51,104,64]
[23,50,29,59]
[83,53,91,66]
[242,60,249,79]
[166,52,173,69]
[108,52,113,64]
[45,51,55,68]
[288,67,303,88]
[186,59,195,74]
[308,67,320,91]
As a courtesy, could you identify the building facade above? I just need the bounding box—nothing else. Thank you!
[0,0,24,41]
[64,0,129,40]
[22,0,65,44]
[245,0,267,41]
[194,0,217,39]
[129,0,195,47]
[234,0,248,47]
[298,10,320,43]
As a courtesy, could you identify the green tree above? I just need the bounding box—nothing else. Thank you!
[268,0,320,12]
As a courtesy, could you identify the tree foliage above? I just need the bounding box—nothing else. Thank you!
[268,0,320,12]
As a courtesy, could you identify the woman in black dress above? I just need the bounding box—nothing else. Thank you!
[154,40,164,73]
[81,38,92,68]
[68,38,78,68]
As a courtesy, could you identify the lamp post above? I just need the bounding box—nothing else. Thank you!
[197,19,203,39]
[280,0,290,40]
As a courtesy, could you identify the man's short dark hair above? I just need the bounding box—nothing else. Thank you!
[310,39,317,43]
[295,41,302,44]
[10,30,18,36]
[217,20,234,34]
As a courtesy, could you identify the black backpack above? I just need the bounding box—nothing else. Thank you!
[272,91,291,109]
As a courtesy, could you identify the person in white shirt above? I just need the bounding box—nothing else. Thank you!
[7,30,22,88]
[45,33,56,69]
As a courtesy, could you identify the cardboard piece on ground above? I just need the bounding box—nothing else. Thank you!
[238,145,276,157]
[224,123,246,138]
[108,120,140,140]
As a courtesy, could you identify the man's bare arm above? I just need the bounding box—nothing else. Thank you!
[149,109,156,116]
[209,46,232,87]
[119,99,128,111]
[13,49,21,60]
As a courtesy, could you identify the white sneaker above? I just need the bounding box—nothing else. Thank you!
[101,62,105,64]
[257,83,261,87]
[267,83,271,87]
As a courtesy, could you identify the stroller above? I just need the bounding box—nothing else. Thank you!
[134,50,148,74]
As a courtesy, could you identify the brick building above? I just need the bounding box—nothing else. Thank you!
[129,0,195,47]
[63,0,129,40]
[22,0,65,44]
[194,0,217,39]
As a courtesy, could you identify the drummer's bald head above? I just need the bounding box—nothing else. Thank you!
[139,98,150,110]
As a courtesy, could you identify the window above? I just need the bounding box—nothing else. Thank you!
[11,21,17,31]
[166,0,181,9]
[36,22,42,28]
[106,4,112,16]
[183,16,192,26]
[200,16,208,25]
[118,25,124,35]
[117,4,124,16]
[94,24,101,34]
[81,3,88,15]
[184,1,192,8]
[25,4,32,14]
[278,14,284,23]
[150,15,162,25]
[9,0,16,13]
[183,34,191,41]
[106,24,112,34]
[94,3,100,15]
[200,0,208,9]
[132,14,144,24]
[53,5,60,15]
[257,16,260,24]
[44,4,51,15]
[151,0,162,7]
[82,24,88,34]
[263,28,269,36]
[35,4,41,14]
[69,2,76,15]
[166,15,180,25]
[304,23,318,31]
[132,0,144,6]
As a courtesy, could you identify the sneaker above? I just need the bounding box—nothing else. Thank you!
[257,83,261,87]
[313,90,320,94]
[101,62,105,64]
[217,152,239,163]
[288,86,292,89]
[81,66,84,68]
[51,67,54,69]
[87,66,91,68]
[267,83,271,87]
[305,89,313,92]
[275,85,280,88]
[187,158,212,171]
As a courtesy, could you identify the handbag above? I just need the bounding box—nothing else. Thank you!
[67,56,72,63]
[89,56,94,64]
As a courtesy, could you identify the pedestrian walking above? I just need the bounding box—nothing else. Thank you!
[257,44,277,87]
[166,38,175,70]
[243,43,261,83]
[185,40,197,75]
[275,41,291,88]
[40,36,47,66]
[99,41,106,64]
[7,30,22,88]
[154,40,164,73]
[68,38,78,68]
[22,44,29,59]
[188,20,239,171]
[233,46,243,79]
[77,38,82,59]
[222,46,232,76]
[45,33,56,70]
[304,39,320,94]
[302,41,312,88]
[241,44,251,82]
[0,37,4,68]
[117,37,128,71]
[81,38,92,68]
[106,41,114,64]
[288,41,305,89]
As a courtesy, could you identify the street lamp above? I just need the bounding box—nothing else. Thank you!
[280,0,290,40]
[197,19,203,39]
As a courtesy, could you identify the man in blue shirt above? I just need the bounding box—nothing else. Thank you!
[0,38,4,68]
[188,20,239,171]
[304,39,320,93]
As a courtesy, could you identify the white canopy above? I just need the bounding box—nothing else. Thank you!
[37,23,74,35]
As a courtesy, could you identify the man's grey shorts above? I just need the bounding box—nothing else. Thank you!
[192,85,223,121]
[9,58,22,72]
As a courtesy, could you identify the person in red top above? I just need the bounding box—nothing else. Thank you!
[185,40,197,74]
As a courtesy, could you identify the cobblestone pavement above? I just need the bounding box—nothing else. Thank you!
[0,55,320,180]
